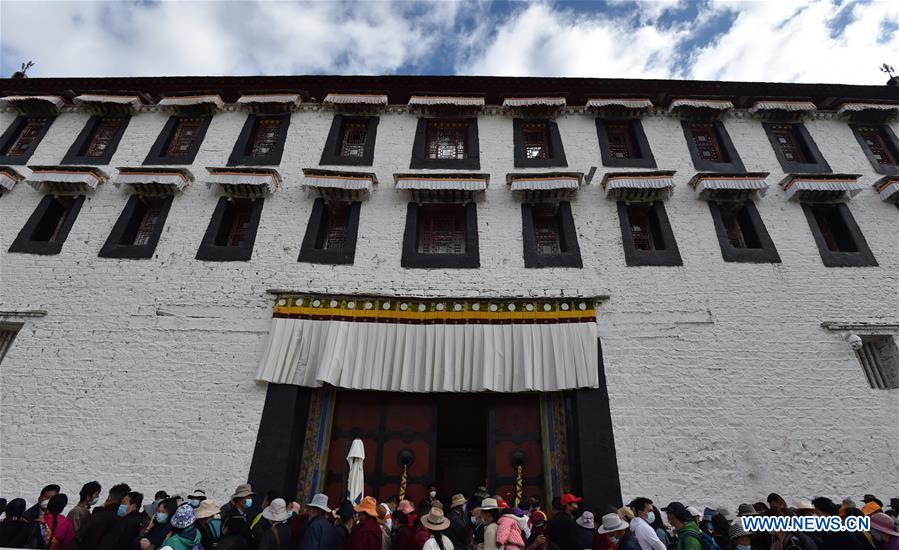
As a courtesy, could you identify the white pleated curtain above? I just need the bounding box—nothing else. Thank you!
[256,306,598,393]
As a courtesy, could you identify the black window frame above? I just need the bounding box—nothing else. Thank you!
[616,200,682,266]
[681,120,745,173]
[98,194,175,259]
[401,201,479,268]
[850,124,899,175]
[196,196,265,261]
[800,202,877,267]
[762,122,830,173]
[521,201,582,268]
[8,194,85,255]
[297,198,362,265]
[228,113,291,166]
[512,119,567,168]
[319,115,379,166]
[409,118,480,170]
[0,115,55,165]
[61,115,131,165]
[595,118,656,169]
[143,115,213,165]
[707,199,780,263]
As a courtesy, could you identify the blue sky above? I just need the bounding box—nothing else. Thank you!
[1,0,897,84]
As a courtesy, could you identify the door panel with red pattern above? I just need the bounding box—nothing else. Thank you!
[488,395,545,506]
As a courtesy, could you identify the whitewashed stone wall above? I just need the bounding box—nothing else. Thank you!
[1,101,897,511]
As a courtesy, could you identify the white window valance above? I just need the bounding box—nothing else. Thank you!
[74,94,142,112]
[508,174,580,191]
[157,95,224,111]
[302,169,376,192]
[256,294,600,393]
[0,95,66,112]
[749,101,817,113]
[668,98,734,111]
[114,167,193,194]
[323,93,388,106]
[502,97,566,108]
[602,171,676,200]
[236,94,303,111]
[27,166,107,193]
[205,167,281,197]
[408,96,485,108]
[780,174,864,201]
[0,167,24,192]
[690,172,769,199]
[875,176,899,203]
[586,98,654,110]
[394,174,488,191]
[837,102,899,115]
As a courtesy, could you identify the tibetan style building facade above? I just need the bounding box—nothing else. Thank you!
[0,75,897,509]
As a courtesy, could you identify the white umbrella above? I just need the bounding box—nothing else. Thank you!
[346,438,365,505]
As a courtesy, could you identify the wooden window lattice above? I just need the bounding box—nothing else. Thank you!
[426,120,467,160]
[319,201,351,251]
[811,204,857,253]
[214,199,256,247]
[606,122,638,159]
[857,126,897,165]
[770,124,809,163]
[5,117,49,156]
[688,123,726,163]
[523,123,550,159]
[340,121,368,158]
[627,203,655,251]
[531,203,562,255]
[250,117,283,157]
[85,118,126,157]
[719,202,748,249]
[133,198,165,246]
[164,117,204,157]
[417,204,466,254]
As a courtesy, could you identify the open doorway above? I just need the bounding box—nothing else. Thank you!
[434,394,488,498]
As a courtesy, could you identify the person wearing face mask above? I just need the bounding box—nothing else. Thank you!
[252,491,282,550]
[188,490,207,510]
[728,522,752,550]
[595,513,638,550]
[24,483,61,521]
[547,494,584,550]
[41,493,75,550]
[99,490,146,550]
[648,506,669,548]
[75,482,131,550]
[626,498,666,550]
[660,502,704,550]
[197,499,223,550]
[144,491,170,520]
[425,487,439,508]
[221,483,257,545]
[67,480,101,548]
[139,497,179,550]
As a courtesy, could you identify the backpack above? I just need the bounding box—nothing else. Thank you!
[678,530,721,550]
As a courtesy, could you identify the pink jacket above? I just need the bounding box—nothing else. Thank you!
[496,515,525,550]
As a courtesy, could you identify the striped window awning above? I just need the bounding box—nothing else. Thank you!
[669,98,734,111]
[508,173,581,192]
[157,94,225,111]
[323,93,388,106]
[602,171,676,200]
[749,100,817,113]
[780,174,864,201]
[689,172,769,199]
[0,166,24,192]
[205,167,281,197]
[27,166,107,193]
[302,169,376,193]
[237,94,303,110]
[113,167,193,194]
[408,95,485,108]
[586,98,654,110]
[837,102,899,115]
[74,94,142,112]
[502,97,566,108]
[875,176,899,203]
[394,173,488,191]
[0,95,66,113]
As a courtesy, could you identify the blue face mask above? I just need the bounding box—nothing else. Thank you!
[156,512,169,524]
[737,545,751,550]
[117,504,128,517]
[646,511,656,524]
[244,498,253,510]
[189,499,200,508]
[88,497,99,507]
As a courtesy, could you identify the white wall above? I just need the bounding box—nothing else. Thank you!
[1,103,897,510]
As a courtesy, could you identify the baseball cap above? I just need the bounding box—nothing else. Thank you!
[662,502,693,522]
[560,493,582,506]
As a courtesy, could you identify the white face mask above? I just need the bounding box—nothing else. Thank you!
[646,511,656,524]
[39,499,50,510]
[429,491,436,499]
[609,535,620,545]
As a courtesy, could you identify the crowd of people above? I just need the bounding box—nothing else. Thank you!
[0,481,897,550]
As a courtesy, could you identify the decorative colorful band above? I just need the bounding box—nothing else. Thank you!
[272,295,597,324]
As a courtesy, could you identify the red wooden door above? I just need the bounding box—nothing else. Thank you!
[325,391,437,505]
[488,395,545,507]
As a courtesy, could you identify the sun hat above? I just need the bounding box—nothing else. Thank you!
[596,513,628,534]
[576,511,596,529]
[737,503,759,516]
[729,522,750,539]
[188,489,206,501]
[716,507,736,521]
[421,507,451,531]
[450,494,467,509]
[307,493,331,513]
[794,499,815,511]
[863,494,879,504]
[662,502,693,523]
[871,512,899,537]
[686,505,702,519]
[862,501,882,516]
[560,493,582,506]
[397,500,415,515]
[479,498,499,511]
[196,499,220,520]
[528,510,547,527]
[230,483,254,500]
[474,486,489,499]
[262,498,289,522]
[336,500,355,521]
[355,496,378,517]
[431,500,444,511]
[171,503,196,529]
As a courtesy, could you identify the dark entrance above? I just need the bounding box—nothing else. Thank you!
[434,394,488,497]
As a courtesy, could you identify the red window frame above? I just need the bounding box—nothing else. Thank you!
[425,120,467,160]
[627,203,655,251]
[522,122,550,159]
[605,122,638,159]
[339,121,368,158]
[687,123,725,163]
[250,117,284,158]
[857,126,897,165]
[416,204,466,254]
[85,118,127,157]
[531,203,563,255]
[164,117,204,158]
[319,201,352,251]
[4,117,50,156]
[769,124,809,163]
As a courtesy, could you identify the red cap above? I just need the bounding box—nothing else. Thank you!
[560,493,582,506]
[497,499,509,509]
